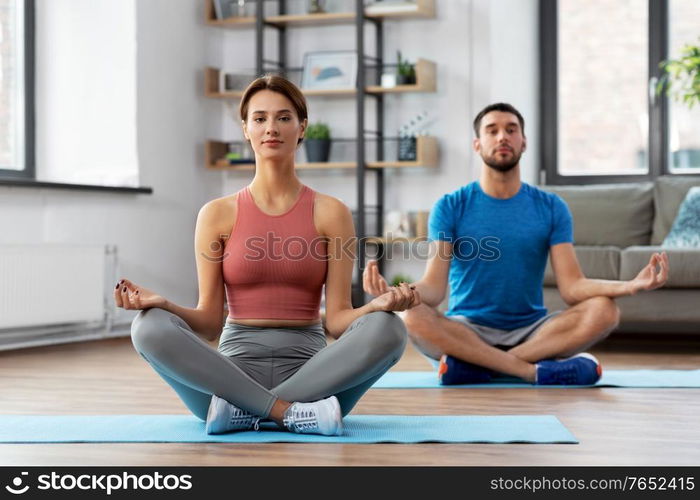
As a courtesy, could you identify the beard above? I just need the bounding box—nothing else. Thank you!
[482,148,523,173]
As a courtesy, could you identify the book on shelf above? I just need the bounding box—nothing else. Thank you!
[365,1,419,15]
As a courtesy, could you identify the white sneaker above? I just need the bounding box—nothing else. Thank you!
[283,395,343,436]
[205,395,259,435]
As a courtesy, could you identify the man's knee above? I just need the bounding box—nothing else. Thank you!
[403,304,438,340]
[586,296,620,331]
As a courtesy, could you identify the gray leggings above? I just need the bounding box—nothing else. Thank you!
[130,308,407,420]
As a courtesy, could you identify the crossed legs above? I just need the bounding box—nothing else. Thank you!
[403,296,620,382]
[130,308,407,422]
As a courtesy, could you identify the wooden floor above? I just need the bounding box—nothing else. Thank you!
[1,332,699,466]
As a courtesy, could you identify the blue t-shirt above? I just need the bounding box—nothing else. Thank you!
[428,181,573,330]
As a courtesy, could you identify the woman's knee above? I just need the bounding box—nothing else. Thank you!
[130,307,176,356]
[362,311,408,354]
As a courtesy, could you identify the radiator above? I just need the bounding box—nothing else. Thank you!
[0,244,109,330]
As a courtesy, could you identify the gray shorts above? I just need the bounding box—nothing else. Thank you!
[218,322,327,389]
[412,310,561,366]
[447,311,561,349]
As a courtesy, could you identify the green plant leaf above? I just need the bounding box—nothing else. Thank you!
[658,37,700,109]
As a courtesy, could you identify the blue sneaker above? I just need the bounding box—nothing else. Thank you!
[438,354,492,385]
[535,353,602,385]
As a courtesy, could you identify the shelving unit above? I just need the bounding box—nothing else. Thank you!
[203,0,437,303]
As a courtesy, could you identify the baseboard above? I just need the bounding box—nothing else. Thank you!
[0,321,132,352]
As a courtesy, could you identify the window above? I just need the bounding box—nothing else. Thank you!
[0,0,33,179]
[541,0,700,184]
[1,0,144,192]
[668,0,700,173]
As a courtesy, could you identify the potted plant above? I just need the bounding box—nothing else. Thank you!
[308,0,325,14]
[657,38,700,108]
[396,50,416,85]
[304,122,331,163]
[391,273,414,286]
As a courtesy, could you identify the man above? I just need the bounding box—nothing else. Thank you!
[363,103,669,385]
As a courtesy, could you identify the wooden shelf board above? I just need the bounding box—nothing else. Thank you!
[302,88,357,97]
[297,162,356,169]
[365,84,430,94]
[206,90,245,99]
[206,17,256,28]
[265,13,356,26]
[367,161,435,168]
[205,0,435,29]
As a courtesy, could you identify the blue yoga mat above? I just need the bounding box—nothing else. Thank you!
[0,414,577,444]
[373,370,700,389]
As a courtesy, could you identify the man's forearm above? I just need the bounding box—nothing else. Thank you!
[565,278,634,304]
[412,280,446,308]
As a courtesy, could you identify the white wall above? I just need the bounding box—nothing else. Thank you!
[0,0,221,328]
[480,0,539,185]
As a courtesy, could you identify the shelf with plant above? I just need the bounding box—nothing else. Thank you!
[205,140,356,170]
[205,134,438,171]
[366,58,436,93]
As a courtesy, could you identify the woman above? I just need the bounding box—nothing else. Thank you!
[115,75,420,436]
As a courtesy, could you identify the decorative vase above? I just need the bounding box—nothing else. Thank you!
[305,139,331,163]
[397,71,416,85]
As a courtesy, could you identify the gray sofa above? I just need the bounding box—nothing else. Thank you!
[543,176,700,334]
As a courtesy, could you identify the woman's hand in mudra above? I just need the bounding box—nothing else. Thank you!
[369,282,421,312]
[113,278,166,311]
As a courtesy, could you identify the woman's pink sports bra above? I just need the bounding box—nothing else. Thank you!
[222,185,328,321]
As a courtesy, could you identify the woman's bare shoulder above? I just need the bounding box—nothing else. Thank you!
[313,192,353,236]
[313,191,350,215]
[198,193,239,236]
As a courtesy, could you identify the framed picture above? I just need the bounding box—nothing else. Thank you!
[301,51,358,90]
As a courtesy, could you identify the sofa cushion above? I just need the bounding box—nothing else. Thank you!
[651,176,700,244]
[543,246,620,286]
[544,183,653,247]
[619,246,700,288]
[662,187,700,248]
